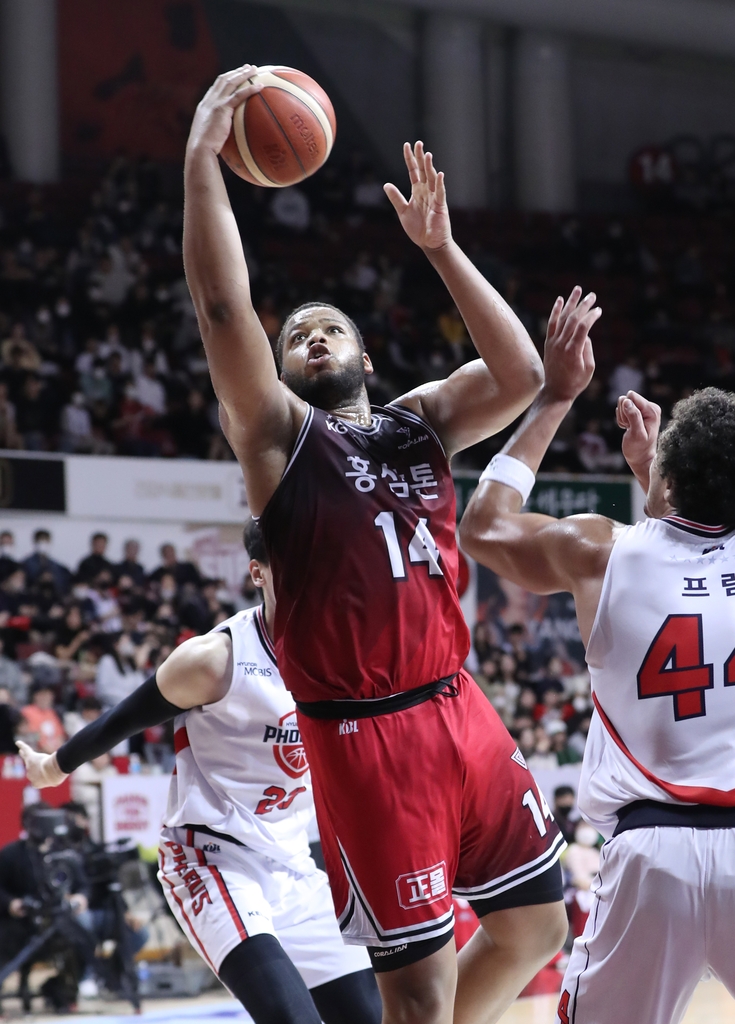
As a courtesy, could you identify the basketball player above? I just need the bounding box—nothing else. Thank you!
[460,287,735,1024]
[184,65,568,1024]
[18,520,382,1024]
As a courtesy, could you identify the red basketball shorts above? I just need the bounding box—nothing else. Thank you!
[298,669,565,949]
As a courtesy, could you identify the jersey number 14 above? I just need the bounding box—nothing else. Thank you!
[374,512,443,579]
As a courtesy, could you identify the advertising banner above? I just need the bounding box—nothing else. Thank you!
[101,773,171,850]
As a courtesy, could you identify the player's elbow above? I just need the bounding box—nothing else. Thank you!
[459,504,496,564]
[515,351,545,401]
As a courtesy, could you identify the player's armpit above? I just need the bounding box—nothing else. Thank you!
[393,359,539,458]
[459,498,616,597]
[157,631,233,710]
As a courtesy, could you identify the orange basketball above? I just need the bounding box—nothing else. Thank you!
[221,65,336,187]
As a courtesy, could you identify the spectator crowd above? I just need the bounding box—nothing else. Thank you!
[0,527,260,836]
[0,151,732,468]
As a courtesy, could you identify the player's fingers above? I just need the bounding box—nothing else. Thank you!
[547,297,564,339]
[559,285,583,325]
[615,396,630,429]
[435,170,447,207]
[403,142,420,185]
[425,151,437,191]
[218,65,260,92]
[568,307,602,349]
[15,739,32,764]
[384,183,409,216]
[224,80,263,107]
[622,398,645,438]
[414,141,427,184]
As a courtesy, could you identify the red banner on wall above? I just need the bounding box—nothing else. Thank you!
[59,0,220,163]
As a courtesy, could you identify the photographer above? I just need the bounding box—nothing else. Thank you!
[63,801,148,960]
[0,803,96,1011]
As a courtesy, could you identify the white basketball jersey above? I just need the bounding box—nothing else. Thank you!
[164,606,314,872]
[581,515,735,838]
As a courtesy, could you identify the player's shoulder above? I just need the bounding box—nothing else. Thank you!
[211,605,258,635]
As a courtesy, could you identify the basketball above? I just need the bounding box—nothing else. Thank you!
[221,65,336,187]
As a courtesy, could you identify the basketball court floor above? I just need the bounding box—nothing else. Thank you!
[5,980,733,1023]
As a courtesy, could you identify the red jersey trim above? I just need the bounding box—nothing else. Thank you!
[196,846,249,942]
[158,847,217,972]
[592,693,735,806]
[662,516,734,539]
[174,726,190,754]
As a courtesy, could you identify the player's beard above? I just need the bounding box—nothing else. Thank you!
[282,356,366,411]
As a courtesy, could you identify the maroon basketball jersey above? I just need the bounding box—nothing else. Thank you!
[259,403,470,702]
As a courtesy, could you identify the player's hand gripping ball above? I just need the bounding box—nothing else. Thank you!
[221,66,336,187]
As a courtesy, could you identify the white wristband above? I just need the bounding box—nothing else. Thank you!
[479,454,535,504]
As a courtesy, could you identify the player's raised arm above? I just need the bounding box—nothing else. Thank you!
[17,633,232,789]
[384,142,544,456]
[184,66,305,512]
[459,289,618,642]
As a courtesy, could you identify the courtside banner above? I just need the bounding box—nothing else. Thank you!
[101,773,171,850]
[65,455,249,523]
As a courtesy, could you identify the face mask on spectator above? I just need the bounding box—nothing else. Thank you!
[35,540,51,555]
[575,825,599,847]
[160,585,176,601]
[572,695,590,712]
[117,635,135,658]
[216,588,230,603]
[55,298,71,318]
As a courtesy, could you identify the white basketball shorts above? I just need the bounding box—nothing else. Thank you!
[556,827,735,1024]
[158,826,370,986]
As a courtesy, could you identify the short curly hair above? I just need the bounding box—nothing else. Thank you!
[657,388,735,525]
[275,302,363,369]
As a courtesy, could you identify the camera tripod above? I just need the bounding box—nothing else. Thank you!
[0,890,140,1014]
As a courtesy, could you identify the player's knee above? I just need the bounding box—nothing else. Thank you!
[481,900,569,964]
[538,901,569,957]
[380,981,451,1024]
[376,949,455,1024]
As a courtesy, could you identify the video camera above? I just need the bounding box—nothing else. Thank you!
[23,807,84,921]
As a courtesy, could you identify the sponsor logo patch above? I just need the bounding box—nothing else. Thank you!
[395,861,448,910]
[262,711,309,779]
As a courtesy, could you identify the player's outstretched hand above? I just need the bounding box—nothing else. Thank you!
[617,391,661,478]
[187,64,264,157]
[384,142,451,252]
[16,740,68,789]
[542,286,601,403]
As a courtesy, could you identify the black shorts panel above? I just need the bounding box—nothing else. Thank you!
[368,929,454,973]
[470,859,564,918]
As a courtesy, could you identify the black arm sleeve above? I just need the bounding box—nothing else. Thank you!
[56,674,185,774]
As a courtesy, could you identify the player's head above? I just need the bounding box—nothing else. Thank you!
[243,518,274,612]
[648,387,735,525]
[277,302,373,410]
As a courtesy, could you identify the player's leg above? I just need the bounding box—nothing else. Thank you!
[449,674,568,1023]
[454,895,568,1024]
[218,934,321,1024]
[272,867,382,1024]
[699,828,735,998]
[297,706,464,1024]
[310,969,382,1024]
[373,938,457,1024]
[555,829,705,1024]
[158,828,322,1024]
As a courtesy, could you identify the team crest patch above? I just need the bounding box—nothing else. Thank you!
[273,711,309,779]
[395,862,448,910]
[511,747,528,769]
